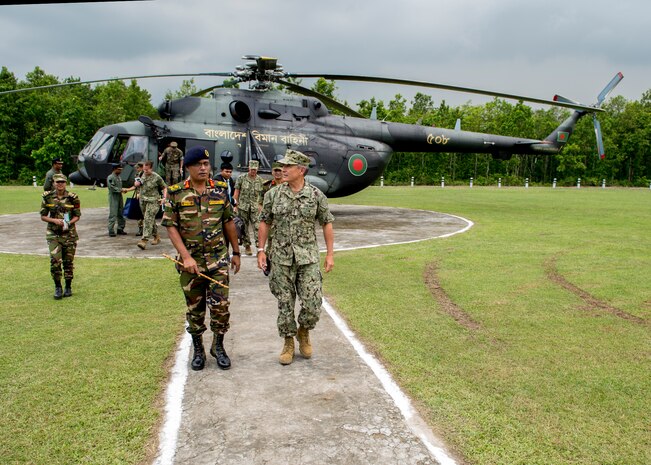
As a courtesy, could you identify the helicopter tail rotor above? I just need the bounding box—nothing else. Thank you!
[550,72,623,159]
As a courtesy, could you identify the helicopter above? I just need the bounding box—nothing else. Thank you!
[1,55,623,197]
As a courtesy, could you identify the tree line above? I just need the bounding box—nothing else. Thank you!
[1,67,650,187]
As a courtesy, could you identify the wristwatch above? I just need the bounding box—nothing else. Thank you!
[232,251,241,256]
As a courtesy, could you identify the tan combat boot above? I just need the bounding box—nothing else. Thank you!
[245,245,253,255]
[151,235,161,245]
[296,326,312,359]
[279,337,295,365]
[137,239,148,250]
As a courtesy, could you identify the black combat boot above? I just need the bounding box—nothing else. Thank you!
[54,280,63,300]
[190,335,206,371]
[63,279,72,297]
[210,333,231,370]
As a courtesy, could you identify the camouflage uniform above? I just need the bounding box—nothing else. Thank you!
[262,179,282,255]
[138,171,166,241]
[234,173,265,248]
[161,179,234,336]
[107,171,125,234]
[40,189,81,281]
[260,181,335,337]
[161,146,184,185]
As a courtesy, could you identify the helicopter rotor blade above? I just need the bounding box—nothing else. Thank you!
[593,114,606,159]
[286,73,604,113]
[276,79,365,118]
[596,72,624,106]
[0,72,234,96]
[190,84,226,97]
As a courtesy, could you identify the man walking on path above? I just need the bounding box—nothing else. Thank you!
[136,160,167,250]
[257,149,335,365]
[162,146,241,371]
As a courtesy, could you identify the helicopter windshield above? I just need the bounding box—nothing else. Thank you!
[80,130,114,162]
[120,136,148,164]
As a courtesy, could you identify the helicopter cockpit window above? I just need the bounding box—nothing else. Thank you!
[80,131,114,162]
[229,100,251,123]
[120,136,148,164]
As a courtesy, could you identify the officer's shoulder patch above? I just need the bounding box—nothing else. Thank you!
[42,191,51,198]
[213,180,227,188]
[168,183,183,193]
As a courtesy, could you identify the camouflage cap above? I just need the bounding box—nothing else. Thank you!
[278,149,310,167]
[170,141,178,148]
[272,161,283,170]
[53,173,67,182]
[248,160,260,169]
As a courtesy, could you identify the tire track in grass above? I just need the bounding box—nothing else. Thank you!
[544,256,647,325]
[424,261,481,331]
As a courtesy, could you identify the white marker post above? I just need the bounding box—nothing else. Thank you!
[602,179,606,189]
[33,176,37,188]
[411,176,414,187]
[498,177,501,188]
[380,176,384,188]
[441,177,445,188]
[577,178,581,189]
[469,177,473,188]
[525,178,529,189]
[553,178,557,189]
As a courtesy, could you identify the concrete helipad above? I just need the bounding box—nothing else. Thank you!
[0,204,471,465]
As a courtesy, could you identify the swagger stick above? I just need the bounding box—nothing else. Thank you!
[163,254,229,289]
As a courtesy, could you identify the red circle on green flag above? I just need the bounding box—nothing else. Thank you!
[348,154,368,176]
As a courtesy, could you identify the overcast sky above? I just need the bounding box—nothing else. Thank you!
[1,0,648,112]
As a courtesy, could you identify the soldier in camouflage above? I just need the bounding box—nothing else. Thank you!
[258,149,335,365]
[260,161,284,275]
[233,160,265,255]
[162,146,241,371]
[159,141,184,185]
[40,173,81,299]
[136,160,167,250]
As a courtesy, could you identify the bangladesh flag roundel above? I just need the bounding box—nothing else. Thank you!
[348,154,368,176]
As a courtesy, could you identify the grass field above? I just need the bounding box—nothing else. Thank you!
[1,185,649,464]
[328,186,651,465]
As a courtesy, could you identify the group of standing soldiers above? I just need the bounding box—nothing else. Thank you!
[40,146,335,370]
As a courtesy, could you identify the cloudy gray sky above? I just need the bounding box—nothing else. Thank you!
[1,0,648,111]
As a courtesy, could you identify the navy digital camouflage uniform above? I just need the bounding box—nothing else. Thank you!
[40,189,81,281]
[161,146,184,185]
[161,179,234,336]
[234,172,265,248]
[138,170,166,241]
[107,171,125,234]
[260,181,335,337]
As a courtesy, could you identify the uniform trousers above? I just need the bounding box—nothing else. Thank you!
[47,234,77,281]
[269,260,322,337]
[180,268,230,336]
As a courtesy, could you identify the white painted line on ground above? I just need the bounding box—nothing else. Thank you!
[323,299,458,465]
[152,332,191,465]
